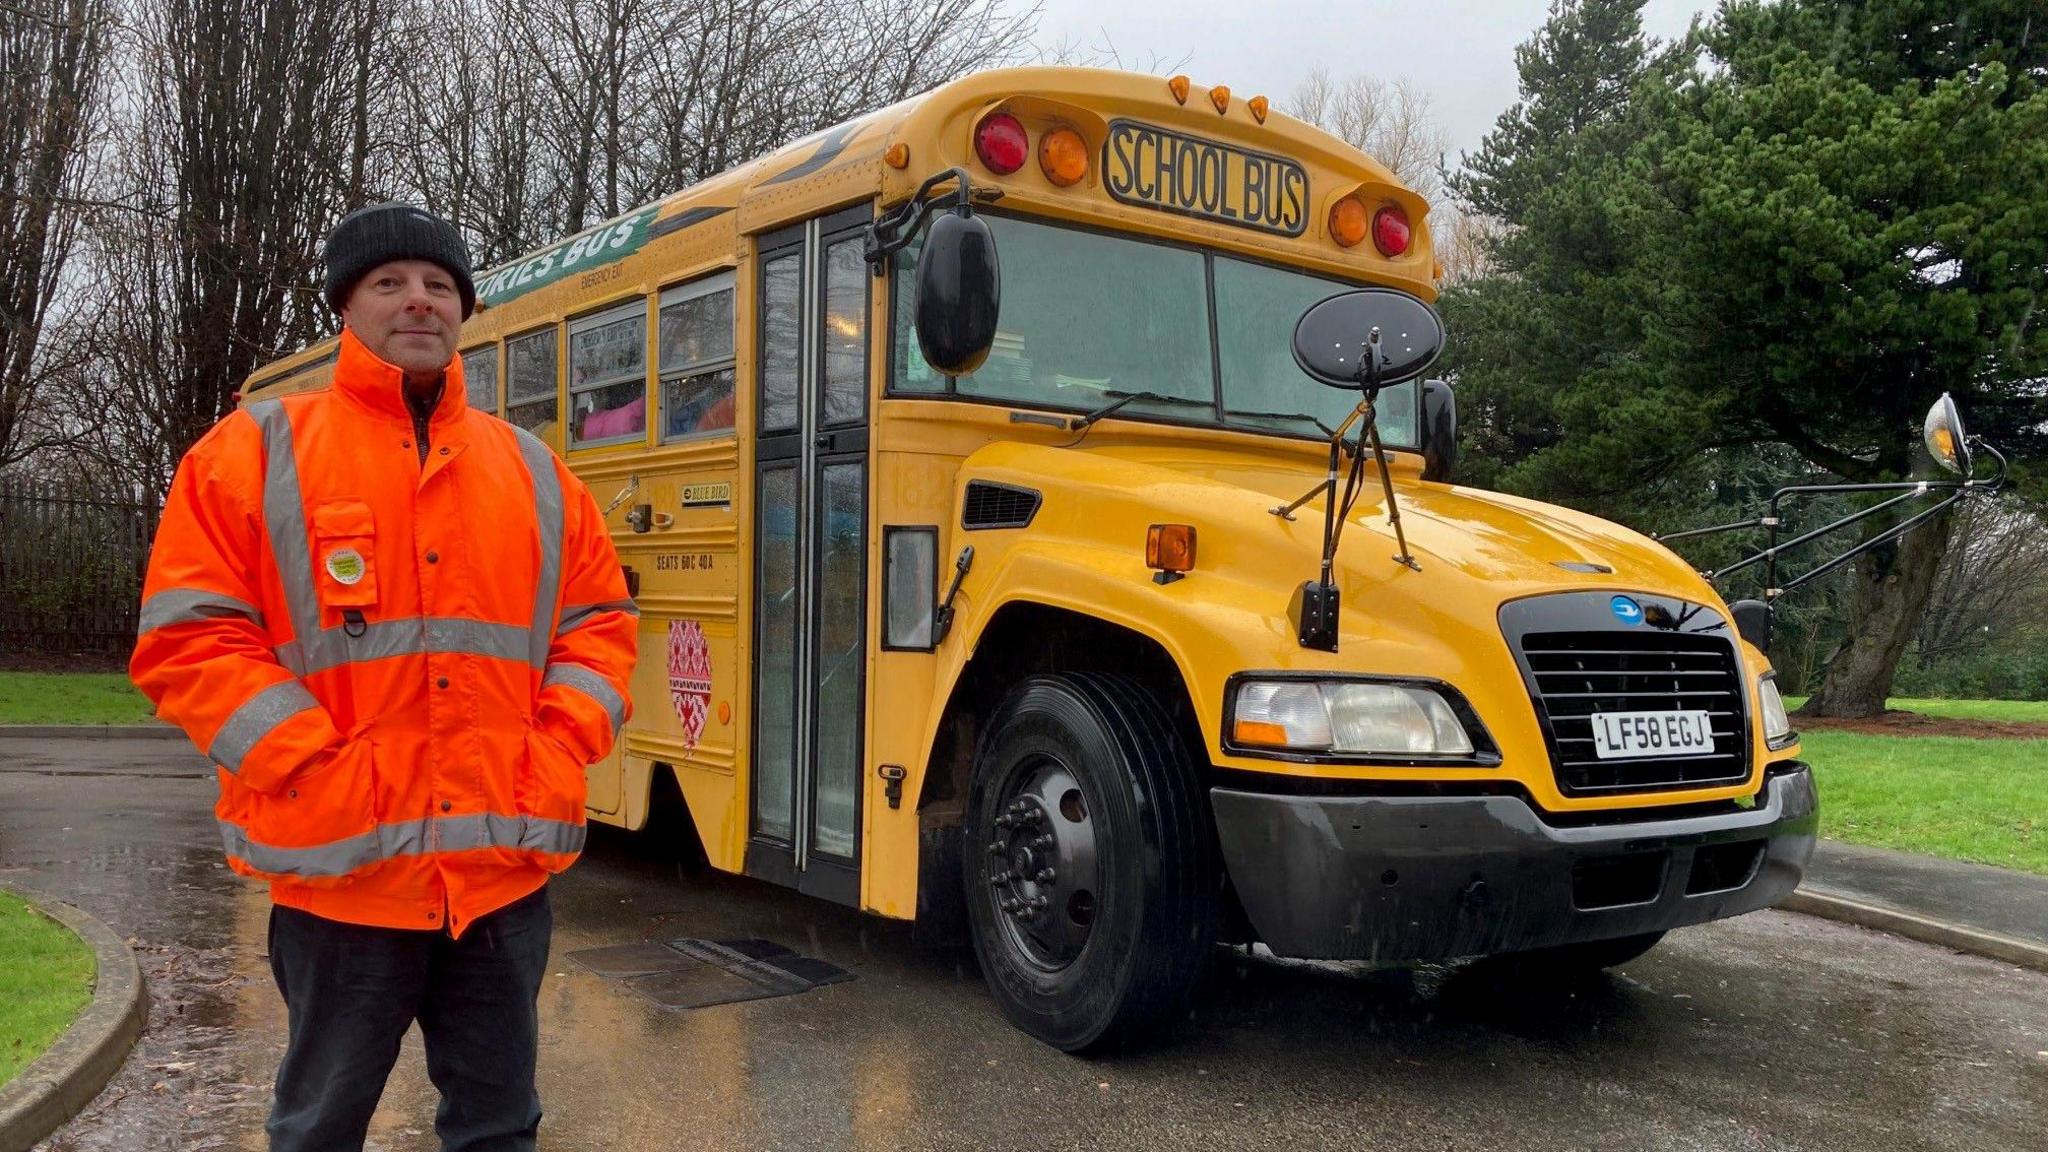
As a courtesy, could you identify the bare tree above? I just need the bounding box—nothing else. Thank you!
[1285,66,1448,201]
[1912,501,2048,666]
[82,0,384,497]
[0,0,111,469]
[1432,205,1499,284]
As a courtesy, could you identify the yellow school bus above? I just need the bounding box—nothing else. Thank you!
[244,66,1816,1051]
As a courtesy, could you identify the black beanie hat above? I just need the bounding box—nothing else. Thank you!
[323,202,477,319]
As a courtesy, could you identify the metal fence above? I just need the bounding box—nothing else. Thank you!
[0,477,161,658]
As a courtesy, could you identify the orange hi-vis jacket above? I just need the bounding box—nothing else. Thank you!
[130,329,638,937]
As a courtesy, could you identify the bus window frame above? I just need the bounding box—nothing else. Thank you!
[458,342,501,416]
[656,268,738,443]
[503,322,563,448]
[879,207,1424,454]
[565,296,652,451]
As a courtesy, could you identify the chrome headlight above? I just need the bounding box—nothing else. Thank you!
[1231,678,1482,759]
[1758,674,1794,748]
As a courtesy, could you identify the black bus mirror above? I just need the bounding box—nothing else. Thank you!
[1291,288,1444,394]
[1923,392,1971,476]
[1729,598,1772,655]
[1420,378,1457,483]
[914,206,1000,377]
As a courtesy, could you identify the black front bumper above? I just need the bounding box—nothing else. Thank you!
[1212,765,1817,962]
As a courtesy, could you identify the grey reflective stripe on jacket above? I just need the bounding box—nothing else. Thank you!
[513,426,564,670]
[209,680,321,773]
[542,662,628,736]
[251,400,322,658]
[558,598,639,636]
[137,588,264,636]
[219,811,587,877]
[276,617,533,677]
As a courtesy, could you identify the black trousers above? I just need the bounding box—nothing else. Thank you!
[265,886,552,1152]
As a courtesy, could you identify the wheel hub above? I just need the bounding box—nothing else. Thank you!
[984,762,1098,969]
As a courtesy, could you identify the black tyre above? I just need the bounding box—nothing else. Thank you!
[962,673,1218,1052]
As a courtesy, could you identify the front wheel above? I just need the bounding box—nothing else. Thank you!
[963,673,1218,1052]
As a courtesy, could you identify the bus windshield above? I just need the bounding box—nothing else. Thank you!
[891,213,1418,448]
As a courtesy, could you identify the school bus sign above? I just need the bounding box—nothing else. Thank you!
[474,207,659,308]
[1103,119,1309,236]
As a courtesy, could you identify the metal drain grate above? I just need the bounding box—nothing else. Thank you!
[566,938,855,1010]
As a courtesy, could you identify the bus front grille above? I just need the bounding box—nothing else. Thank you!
[1517,628,1751,796]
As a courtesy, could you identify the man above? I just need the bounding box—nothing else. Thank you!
[130,202,638,1152]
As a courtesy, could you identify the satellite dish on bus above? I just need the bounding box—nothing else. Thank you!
[1290,289,1444,393]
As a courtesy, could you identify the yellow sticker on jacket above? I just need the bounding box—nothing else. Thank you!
[325,548,366,586]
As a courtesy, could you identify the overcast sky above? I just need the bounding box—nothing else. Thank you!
[1031,0,1713,167]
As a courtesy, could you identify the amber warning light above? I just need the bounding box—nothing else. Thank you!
[1146,524,1197,584]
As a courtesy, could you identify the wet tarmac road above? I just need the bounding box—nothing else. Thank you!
[3,733,2045,1151]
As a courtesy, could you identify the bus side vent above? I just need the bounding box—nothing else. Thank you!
[962,481,1041,530]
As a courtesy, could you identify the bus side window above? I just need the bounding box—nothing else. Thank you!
[460,344,499,415]
[568,299,648,448]
[505,326,560,445]
[658,270,737,441]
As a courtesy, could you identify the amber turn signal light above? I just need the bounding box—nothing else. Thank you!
[884,142,909,169]
[1146,524,1197,574]
[1232,719,1291,746]
[1329,196,1368,247]
[1039,126,1087,187]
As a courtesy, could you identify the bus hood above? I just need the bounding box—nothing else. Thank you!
[959,440,1721,612]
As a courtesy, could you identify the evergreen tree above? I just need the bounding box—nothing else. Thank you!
[1441,0,2048,715]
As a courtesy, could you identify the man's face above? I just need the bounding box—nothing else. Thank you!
[340,259,463,374]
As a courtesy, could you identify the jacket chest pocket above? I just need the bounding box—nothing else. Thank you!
[312,500,380,611]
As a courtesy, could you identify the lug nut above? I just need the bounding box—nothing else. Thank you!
[1036,868,1056,883]
[1034,834,1054,849]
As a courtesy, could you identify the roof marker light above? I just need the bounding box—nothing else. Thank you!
[1373,205,1412,257]
[1167,75,1190,105]
[1208,85,1231,114]
[1329,196,1368,248]
[973,112,1028,175]
[1248,95,1269,124]
[1039,126,1088,187]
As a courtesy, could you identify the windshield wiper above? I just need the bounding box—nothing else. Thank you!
[1068,389,1212,431]
[1226,409,1341,439]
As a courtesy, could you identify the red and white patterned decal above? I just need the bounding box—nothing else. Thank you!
[667,620,712,750]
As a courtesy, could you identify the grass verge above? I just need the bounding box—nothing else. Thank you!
[0,672,155,726]
[1803,730,2047,875]
[1785,695,2048,723]
[0,890,96,1086]
[1881,697,2048,723]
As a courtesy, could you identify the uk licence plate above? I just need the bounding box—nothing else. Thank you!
[1589,710,1716,759]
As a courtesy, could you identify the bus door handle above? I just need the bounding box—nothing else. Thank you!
[814,431,837,450]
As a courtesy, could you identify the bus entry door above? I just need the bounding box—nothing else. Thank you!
[747,206,872,906]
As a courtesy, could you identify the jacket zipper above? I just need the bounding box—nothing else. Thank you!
[413,410,430,467]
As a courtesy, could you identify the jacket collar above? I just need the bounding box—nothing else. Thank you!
[333,327,468,429]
